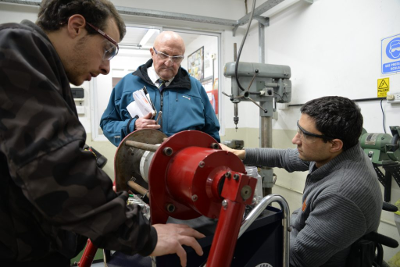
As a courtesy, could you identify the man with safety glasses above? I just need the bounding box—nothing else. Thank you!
[0,1,203,266]
[220,96,382,267]
[100,31,220,147]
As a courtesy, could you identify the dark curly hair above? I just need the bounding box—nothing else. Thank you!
[300,96,363,151]
[36,0,126,41]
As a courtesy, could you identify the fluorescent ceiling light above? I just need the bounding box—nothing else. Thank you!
[139,29,159,47]
[262,0,313,17]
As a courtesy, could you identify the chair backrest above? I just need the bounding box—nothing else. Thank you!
[346,238,376,267]
[346,202,399,267]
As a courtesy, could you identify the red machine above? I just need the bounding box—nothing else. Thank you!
[78,129,258,267]
[147,130,256,267]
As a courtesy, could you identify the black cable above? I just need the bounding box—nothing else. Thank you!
[235,0,257,91]
[288,97,387,107]
[274,91,282,98]
[380,99,387,133]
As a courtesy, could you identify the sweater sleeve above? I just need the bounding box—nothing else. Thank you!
[0,24,156,256]
[244,148,309,172]
[290,194,366,266]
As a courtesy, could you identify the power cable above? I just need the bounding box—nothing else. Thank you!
[380,99,387,134]
[235,0,257,91]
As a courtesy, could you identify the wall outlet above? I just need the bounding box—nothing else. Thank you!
[387,92,400,104]
[76,106,85,115]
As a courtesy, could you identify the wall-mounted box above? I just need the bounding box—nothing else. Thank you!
[387,91,400,104]
[71,88,84,99]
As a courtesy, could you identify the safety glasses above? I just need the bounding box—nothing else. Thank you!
[153,47,184,63]
[87,22,119,61]
[297,121,333,142]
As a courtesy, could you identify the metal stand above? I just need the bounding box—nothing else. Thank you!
[240,194,290,267]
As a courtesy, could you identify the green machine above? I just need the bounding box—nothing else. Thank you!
[359,126,400,202]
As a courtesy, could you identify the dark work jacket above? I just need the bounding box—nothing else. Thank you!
[0,20,156,263]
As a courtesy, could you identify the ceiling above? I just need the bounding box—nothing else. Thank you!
[114,0,287,49]
[119,26,203,51]
[0,0,292,51]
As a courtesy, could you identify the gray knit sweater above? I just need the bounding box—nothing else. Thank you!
[244,144,382,267]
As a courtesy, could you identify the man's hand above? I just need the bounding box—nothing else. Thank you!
[151,224,205,267]
[135,113,161,130]
[219,143,246,160]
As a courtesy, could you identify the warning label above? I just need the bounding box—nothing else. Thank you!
[377,78,390,97]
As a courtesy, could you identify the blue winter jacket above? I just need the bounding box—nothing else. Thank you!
[100,59,220,146]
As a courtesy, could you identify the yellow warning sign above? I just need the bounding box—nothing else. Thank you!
[377,78,390,97]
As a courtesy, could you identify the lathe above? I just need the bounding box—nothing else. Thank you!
[78,129,290,267]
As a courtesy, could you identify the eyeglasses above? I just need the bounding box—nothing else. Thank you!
[296,121,333,142]
[153,47,184,63]
[86,22,119,61]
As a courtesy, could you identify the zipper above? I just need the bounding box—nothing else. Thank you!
[160,91,164,127]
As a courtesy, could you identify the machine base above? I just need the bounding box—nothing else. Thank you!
[105,206,283,267]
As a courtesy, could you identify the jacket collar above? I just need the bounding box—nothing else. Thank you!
[21,20,51,42]
[132,59,191,90]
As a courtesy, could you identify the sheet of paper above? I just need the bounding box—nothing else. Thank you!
[127,101,145,118]
[127,88,156,118]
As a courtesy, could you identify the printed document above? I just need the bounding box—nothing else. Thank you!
[127,87,156,118]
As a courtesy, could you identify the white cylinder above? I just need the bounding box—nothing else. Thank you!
[139,144,161,182]
[245,166,263,202]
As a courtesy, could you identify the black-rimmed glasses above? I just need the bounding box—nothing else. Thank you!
[153,47,184,63]
[87,22,119,61]
[297,121,333,141]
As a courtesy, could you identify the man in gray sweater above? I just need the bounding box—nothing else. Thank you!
[221,96,382,266]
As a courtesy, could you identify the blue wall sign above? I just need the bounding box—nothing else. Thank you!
[382,34,400,74]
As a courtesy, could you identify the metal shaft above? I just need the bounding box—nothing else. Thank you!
[125,140,159,152]
[234,103,239,130]
[261,116,273,195]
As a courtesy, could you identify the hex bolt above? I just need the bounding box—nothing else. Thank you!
[225,171,231,178]
[233,174,240,180]
[240,185,252,201]
[222,199,228,209]
[166,203,176,213]
[192,194,198,202]
[198,161,205,168]
[211,143,219,149]
[163,147,173,156]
